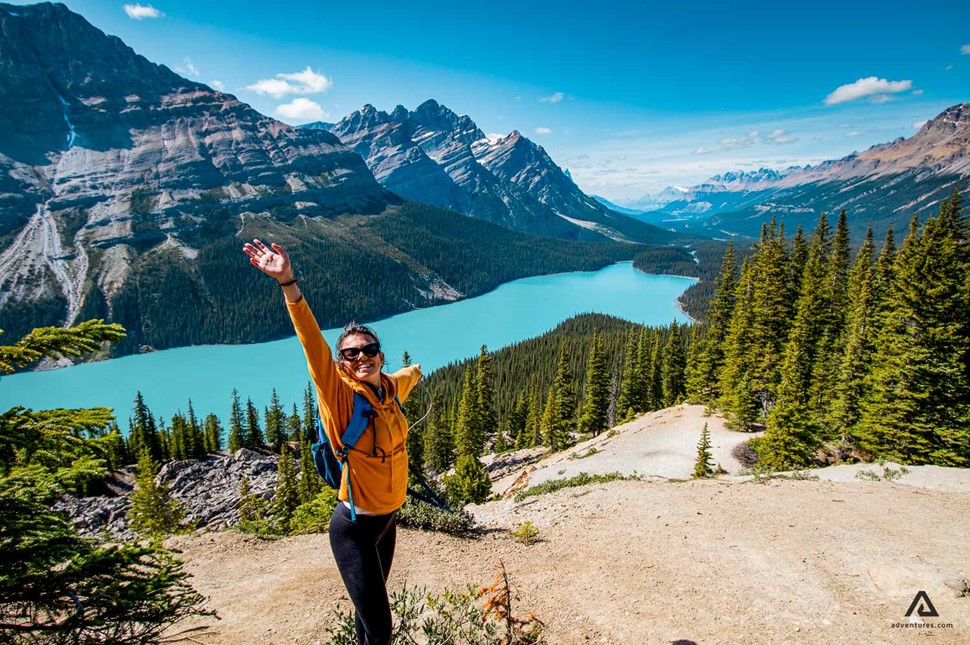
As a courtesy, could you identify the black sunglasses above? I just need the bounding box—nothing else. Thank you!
[339,342,381,361]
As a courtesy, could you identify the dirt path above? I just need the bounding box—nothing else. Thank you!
[165,407,970,644]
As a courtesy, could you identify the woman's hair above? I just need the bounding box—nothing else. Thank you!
[335,321,381,359]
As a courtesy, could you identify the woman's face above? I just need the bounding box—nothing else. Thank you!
[338,333,384,385]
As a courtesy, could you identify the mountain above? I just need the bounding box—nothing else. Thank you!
[324,101,679,244]
[644,105,970,238]
[0,3,641,357]
[0,2,392,327]
[592,195,646,216]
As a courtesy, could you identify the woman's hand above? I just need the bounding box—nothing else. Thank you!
[243,239,293,283]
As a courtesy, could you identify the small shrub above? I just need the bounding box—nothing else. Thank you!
[514,472,639,502]
[855,463,911,482]
[397,497,477,536]
[568,446,600,460]
[511,521,540,545]
[289,488,338,534]
[325,564,545,644]
[732,439,761,468]
[444,455,492,505]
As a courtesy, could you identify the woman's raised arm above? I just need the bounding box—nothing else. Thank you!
[242,238,346,408]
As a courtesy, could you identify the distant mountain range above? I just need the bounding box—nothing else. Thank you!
[318,102,676,244]
[621,107,970,238]
[0,2,670,359]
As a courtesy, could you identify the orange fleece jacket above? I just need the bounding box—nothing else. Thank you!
[287,297,422,515]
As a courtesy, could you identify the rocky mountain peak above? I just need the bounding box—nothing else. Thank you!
[923,103,970,134]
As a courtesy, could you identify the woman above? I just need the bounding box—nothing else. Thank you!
[243,238,421,645]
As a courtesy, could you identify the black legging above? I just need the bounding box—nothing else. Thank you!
[329,503,397,645]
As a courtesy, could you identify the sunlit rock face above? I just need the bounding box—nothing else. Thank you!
[0,2,392,323]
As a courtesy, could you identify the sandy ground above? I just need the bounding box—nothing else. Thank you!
[164,406,970,644]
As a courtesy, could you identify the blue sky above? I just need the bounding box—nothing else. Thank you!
[12,0,970,202]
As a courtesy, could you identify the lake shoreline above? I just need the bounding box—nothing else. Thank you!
[2,264,697,425]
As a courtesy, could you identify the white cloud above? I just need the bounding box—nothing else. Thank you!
[823,77,913,106]
[539,92,564,103]
[247,67,333,98]
[694,147,713,154]
[210,80,225,92]
[912,120,928,130]
[946,64,954,71]
[911,89,924,96]
[485,132,506,143]
[715,129,797,149]
[174,57,200,79]
[845,131,860,137]
[961,44,970,55]
[123,4,163,19]
[535,127,552,135]
[275,98,329,123]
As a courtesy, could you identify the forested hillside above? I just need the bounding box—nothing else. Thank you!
[687,191,970,467]
[6,201,645,358]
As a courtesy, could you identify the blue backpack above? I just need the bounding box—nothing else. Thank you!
[311,391,449,522]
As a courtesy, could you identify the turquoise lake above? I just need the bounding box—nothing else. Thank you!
[0,263,695,425]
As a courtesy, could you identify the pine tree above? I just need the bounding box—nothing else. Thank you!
[406,398,426,475]
[444,454,492,505]
[633,329,653,411]
[748,219,792,417]
[542,347,575,450]
[475,345,497,451]
[787,225,809,304]
[265,388,287,452]
[228,388,245,453]
[832,228,876,443]
[245,398,264,449]
[761,214,835,469]
[0,320,209,639]
[286,403,303,443]
[185,400,203,458]
[127,450,184,535]
[616,331,641,420]
[302,381,317,442]
[810,210,852,432]
[693,423,714,479]
[237,477,264,526]
[169,412,188,461]
[203,413,223,454]
[686,241,737,402]
[156,416,171,463]
[647,334,664,412]
[454,366,479,457]
[718,257,760,428]
[401,350,412,367]
[661,321,686,407]
[577,330,610,436]
[508,391,530,448]
[424,391,454,474]
[524,380,543,447]
[857,201,970,465]
[297,436,322,505]
[129,392,162,463]
[272,446,300,533]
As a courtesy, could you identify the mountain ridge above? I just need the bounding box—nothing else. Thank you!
[324,101,681,245]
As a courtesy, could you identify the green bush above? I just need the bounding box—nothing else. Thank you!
[326,564,545,644]
[513,471,639,502]
[289,488,339,534]
[444,455,492,505]
[397,497,477,536]
[511,521,540,545]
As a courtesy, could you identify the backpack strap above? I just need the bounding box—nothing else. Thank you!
[336,392,376,458]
